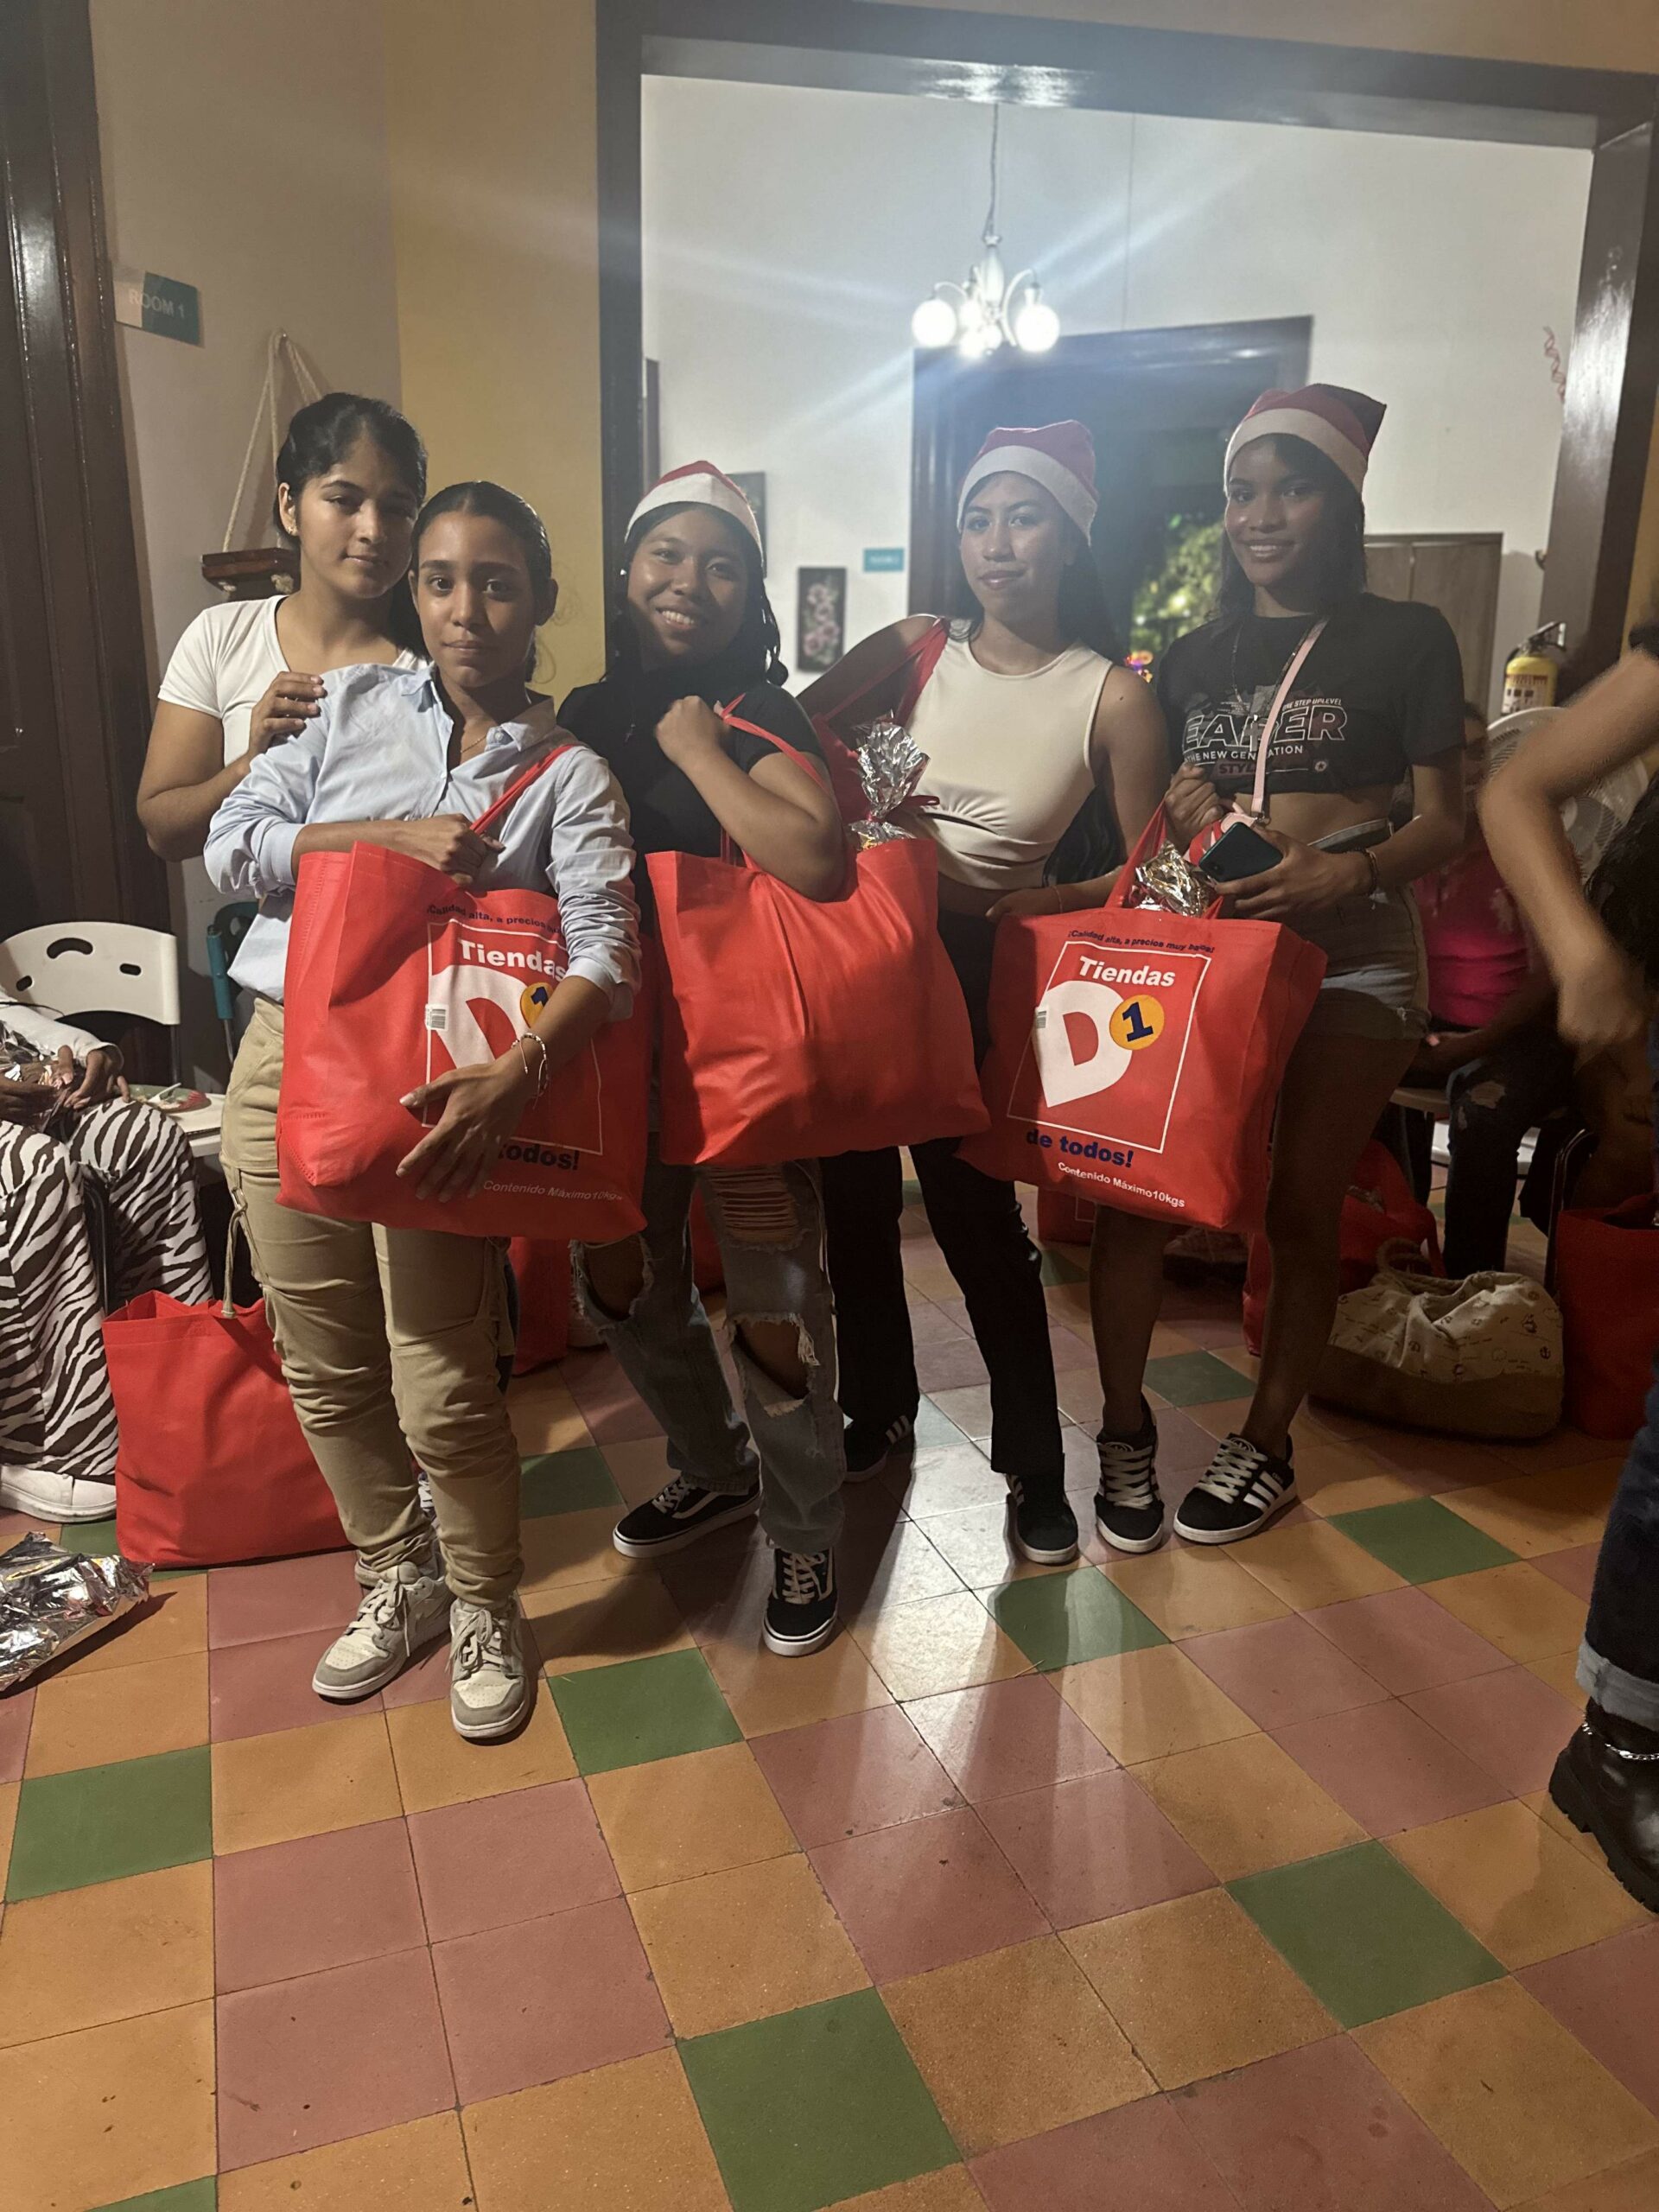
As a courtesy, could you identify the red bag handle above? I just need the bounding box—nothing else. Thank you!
[808,617,948,743]
[1104,805,1223,918]
[471,739,576,836]
[713,706,839,871]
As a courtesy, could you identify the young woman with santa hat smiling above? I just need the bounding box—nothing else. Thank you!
[804,421,1168,1568]
[1089,385,1467,1556]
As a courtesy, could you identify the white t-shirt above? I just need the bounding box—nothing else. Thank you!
[157,596,420,766]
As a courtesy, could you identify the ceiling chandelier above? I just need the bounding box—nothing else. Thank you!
[912,105,1059,359]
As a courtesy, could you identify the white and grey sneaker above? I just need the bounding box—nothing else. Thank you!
[0,1466,118,1523]
[1094,1402,1169,1554]
[612,1471,761,1558]
[1174,1433,1297,1546]
[842,1415,915,1484]
[449,1599,533,1740]
[313,1557,450,1700]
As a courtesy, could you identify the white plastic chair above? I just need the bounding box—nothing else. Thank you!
[0,922,182,1080]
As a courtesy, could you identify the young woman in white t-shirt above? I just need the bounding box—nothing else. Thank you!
[138,393,427,861]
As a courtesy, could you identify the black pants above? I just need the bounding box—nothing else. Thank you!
[1411,1019,1573,1277]
[821,910,1065,1482]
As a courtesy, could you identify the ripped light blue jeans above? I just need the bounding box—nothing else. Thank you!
[575,1137,845,1554]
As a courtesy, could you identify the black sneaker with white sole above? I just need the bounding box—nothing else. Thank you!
[764,1548,839,1656]
[842,1414,915,1483]
[1174,1433,1297,1544]
[1007,1471,1079,1565]
[612,1473,761,1559]
[1095,1402,1169,1554]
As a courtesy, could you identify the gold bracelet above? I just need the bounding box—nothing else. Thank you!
[515,1033,550,1096]
[1363,848,1382,893]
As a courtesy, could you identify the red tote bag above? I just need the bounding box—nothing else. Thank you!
[958,810,1325,1233]
[1554,1194,1659,1437]
[108,1222,346,1568]
[278,745,651,1241]
[650,717,985,1169]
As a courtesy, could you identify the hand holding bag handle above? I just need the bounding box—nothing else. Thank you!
[713,708,841,872]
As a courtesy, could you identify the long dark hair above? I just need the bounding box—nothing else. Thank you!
[1217,433,1367,620]
[410,480,557,680]
[611,502,788,689]
[950,515,1125,662]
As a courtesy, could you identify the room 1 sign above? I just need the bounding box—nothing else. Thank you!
[114,270,201,345]
[863,547,906,573]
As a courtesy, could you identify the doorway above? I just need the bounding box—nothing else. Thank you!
[909,317,1312,651]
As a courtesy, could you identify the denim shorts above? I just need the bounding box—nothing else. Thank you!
[1290,823,1429,1044]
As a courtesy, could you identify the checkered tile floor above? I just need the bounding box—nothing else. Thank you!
[3,1201,1656,2212]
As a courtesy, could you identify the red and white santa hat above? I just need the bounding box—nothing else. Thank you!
[957,421,1099,539]
[626,461,764,563]
[1224,385,1386,496]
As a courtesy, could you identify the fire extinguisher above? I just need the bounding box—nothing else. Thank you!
[1503,621,1567,715]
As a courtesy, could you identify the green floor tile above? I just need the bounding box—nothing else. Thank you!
[54,1516,120,1557]
[7,1745,213,1902]
[1230,1841,1504,2028]
[681,1989,957,2212]
[1144,1351,1250,1407]
[520,1446,622,1519]
[1329,1497,1518,1584]
[1039,1246,1086,1286]
[549,1648,741,1776]
[95,2181,217,2212]
[988,1567,1166,1672]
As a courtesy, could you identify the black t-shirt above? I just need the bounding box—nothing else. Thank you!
[558,676,824,861]
[1154,594,1465,799]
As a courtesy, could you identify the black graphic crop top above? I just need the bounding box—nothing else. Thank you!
[1154,595,1466,798]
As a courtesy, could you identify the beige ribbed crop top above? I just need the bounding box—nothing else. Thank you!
[906,629,1109,890]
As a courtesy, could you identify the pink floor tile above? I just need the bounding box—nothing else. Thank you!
[1172,2035,1491,2212]
[1183,1616,1389,1731]
[906,1300,969,1345]
[750,1706,962,1847]
[905,1675,1117,1804]
[216,1947,454,2171]
[0,1685,33,1783]
[378,1634,455,1708]
[409,1780,618,1942]
[1355,1431,1508,1493]
[431,1897,670,2103]
[810,1807,1046,1981]
[0,1509,55,1547]
[1405,1664,1584,1796]
[979,1770,1214,1929]
[1165,1313,1247,1351]
[1535,1543,1603,1603]
[974,2095,1239,2211]
[1520,1923,1659,2115]
[576,1395,663,1444]
[1046,1325,1096,1372]
[1271,1700,1507,1835]
[213,1820,424,1994]
[1304,1585,1511,1695]
[210,1630,378,1741]
[914,1338,993,1395]
[1155,1409,1223,1479]
[207,1549,362,1649]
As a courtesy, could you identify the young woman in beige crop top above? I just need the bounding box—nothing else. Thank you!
[804,423,1166,1570]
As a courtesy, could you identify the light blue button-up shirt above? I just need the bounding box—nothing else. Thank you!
[204,664,639,1008]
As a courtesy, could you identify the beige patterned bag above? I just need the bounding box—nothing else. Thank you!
[1313,1262,1563,1440]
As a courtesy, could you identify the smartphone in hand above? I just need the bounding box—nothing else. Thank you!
[1198,821,1283,885]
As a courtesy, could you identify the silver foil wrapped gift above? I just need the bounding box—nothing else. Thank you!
[0,1532,150,1694]
[1128,839,1214,919]
[849,717,933,847]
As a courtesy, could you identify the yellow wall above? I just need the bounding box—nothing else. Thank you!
[385,0,606,696]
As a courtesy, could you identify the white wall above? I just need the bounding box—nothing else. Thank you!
[92,0,404,1071]
[642,79,1591,702]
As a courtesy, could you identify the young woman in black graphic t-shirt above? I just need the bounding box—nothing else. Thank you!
[1087,386,1466,1554]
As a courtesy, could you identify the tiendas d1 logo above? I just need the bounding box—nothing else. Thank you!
[1014,938,1207,1155]
[423,920,602,1155]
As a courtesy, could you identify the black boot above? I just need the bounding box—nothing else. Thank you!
[1549,1702,1659,1913]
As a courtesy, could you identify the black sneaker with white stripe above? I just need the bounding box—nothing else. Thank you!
[764,1548,839,1656]
[843,1414,915,1484]
[1094,1401,1168,1554]
[1174,1433,1297,1545]
[1007,1471,1079,1565]
[612,1473,761,1559]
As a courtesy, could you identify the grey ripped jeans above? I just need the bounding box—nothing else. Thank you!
[575,1138,846,1554]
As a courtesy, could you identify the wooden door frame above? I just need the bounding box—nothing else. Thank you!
[598,0,1659,677]
[1,0,166,934]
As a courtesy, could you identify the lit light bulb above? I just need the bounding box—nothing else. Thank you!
[1014,298,1060,353]
[912,296,958,349]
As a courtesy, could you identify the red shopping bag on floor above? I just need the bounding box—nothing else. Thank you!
[651,719,984,1169]
[1242,1139,1445,1356]
[958,810,1325,1233]
[1554,1193,1659,1437]
[107,1222,346,1567]
[278,747,650,1241]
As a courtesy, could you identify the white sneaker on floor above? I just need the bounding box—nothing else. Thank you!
[0,1466,117,1523]
[449,1599,532,1740]
[313,1558,450,1700]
